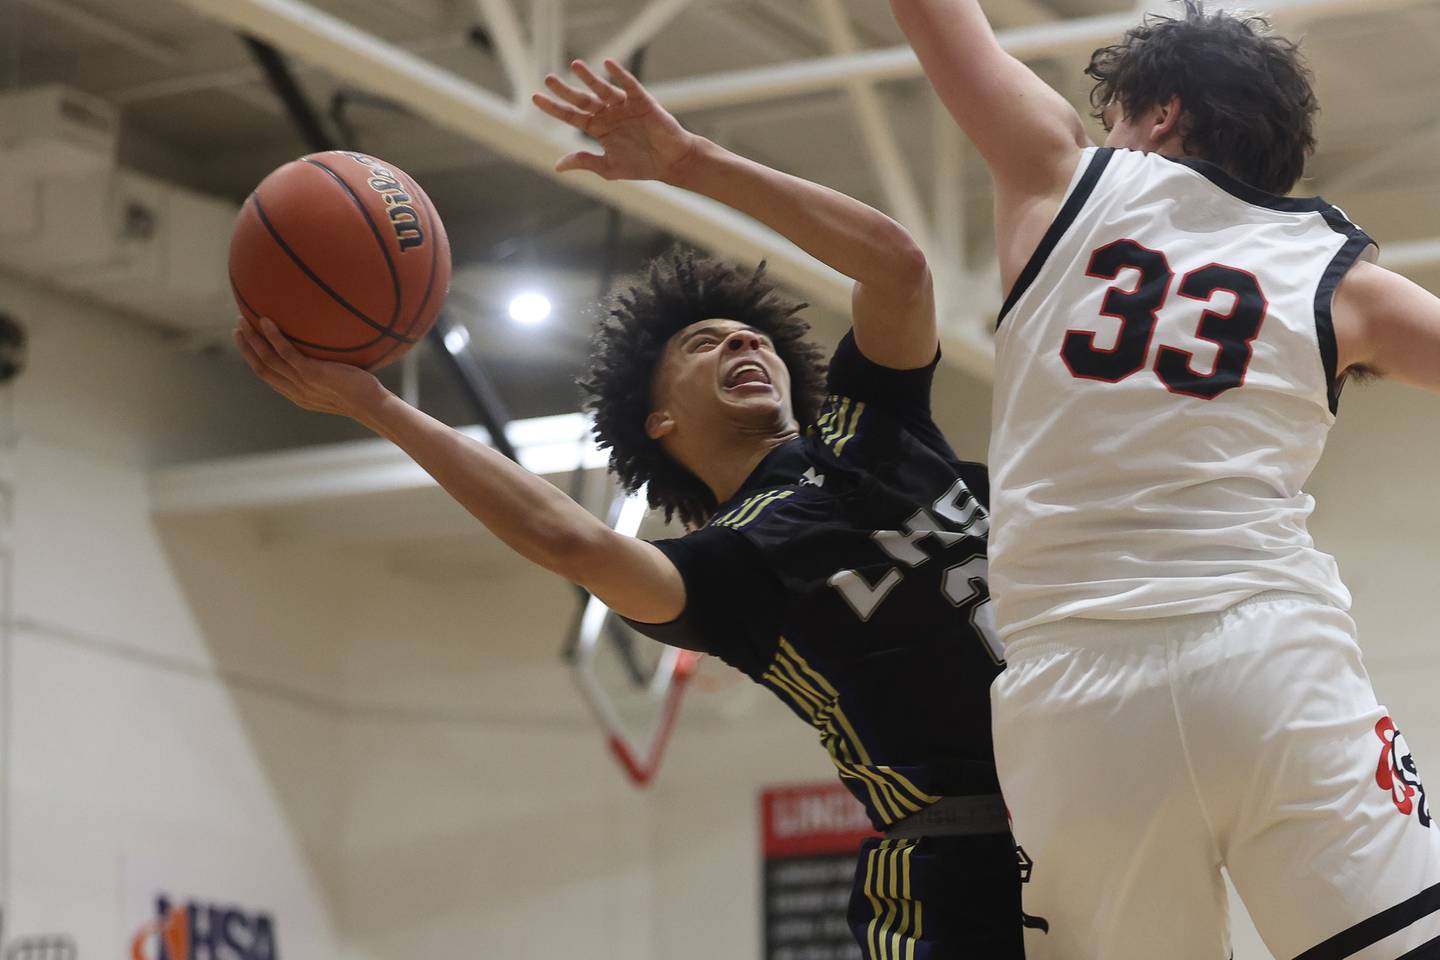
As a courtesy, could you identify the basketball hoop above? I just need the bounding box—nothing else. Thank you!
[568,489,698,787]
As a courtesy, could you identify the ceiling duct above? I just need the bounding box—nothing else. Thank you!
[0,85,237,333]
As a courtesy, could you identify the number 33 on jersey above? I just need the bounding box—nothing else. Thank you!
[988,146,1376,639]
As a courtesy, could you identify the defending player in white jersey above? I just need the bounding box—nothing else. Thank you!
[889,1,1440,958]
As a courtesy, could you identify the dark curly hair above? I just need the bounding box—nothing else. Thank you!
[1086,0,1318,195]
[580,249,827,529]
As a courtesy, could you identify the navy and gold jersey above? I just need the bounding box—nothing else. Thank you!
[628,331,1000,831]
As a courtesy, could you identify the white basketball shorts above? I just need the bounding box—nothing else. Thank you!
[992,591,1440,960]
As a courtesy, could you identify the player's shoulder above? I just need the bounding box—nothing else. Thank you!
[708,480,832,537]
[808,384,965,473]
[809,391,874,459]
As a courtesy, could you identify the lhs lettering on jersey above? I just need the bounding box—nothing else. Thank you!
[826,479,1002,664]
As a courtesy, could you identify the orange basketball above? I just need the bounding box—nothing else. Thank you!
[229,150,451,369]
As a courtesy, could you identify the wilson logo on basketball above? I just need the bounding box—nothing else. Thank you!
[341,152,426,252]
[1375,716,1432,829]
[129,894,277,960]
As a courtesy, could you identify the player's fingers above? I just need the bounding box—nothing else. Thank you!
[234,326,301,394]
[571,59,623,104]
[235,320,292,380]
[258,317,313,379]
[531,92,592,129]
[544,73,601,111]
[239,316,303,384]
[603,59,647,100]
[555,151,609,177]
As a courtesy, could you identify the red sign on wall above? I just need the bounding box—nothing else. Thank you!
[761,782,879,858]
[760,782,880,960]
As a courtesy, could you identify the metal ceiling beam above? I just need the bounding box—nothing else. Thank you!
[811,0,931,249]
[647,13,1135,113]
[647,0,1419,114]
[167,0,998,380]
[530,0,564,91]
[113,34,472,106]
[584,0,697,66]
[474,0,535,102]
[243,35,338,151]
[151,413,609,514]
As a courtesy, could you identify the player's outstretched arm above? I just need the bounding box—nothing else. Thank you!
[891,0,1088,191]
[1335,261,1440,393]
[533,59,936,370]
[233,316,686,625]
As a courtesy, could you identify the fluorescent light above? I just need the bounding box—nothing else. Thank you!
[443,324,471,354]
[508,292,552,326]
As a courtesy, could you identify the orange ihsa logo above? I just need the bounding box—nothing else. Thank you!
[130,895,277,960]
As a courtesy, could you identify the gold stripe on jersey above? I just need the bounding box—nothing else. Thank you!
[862,843,886,959]
[862,839,920,960]
[778,642,941,810]
[811,403,839,441]
[710,488,795,530]
[833,398,865,456]
[709,490,769,528]
[812,394,867,456]
[812,394,864,460]
[761,655,900,820]
[821,397,851,444]
[761,638,941,826]
[814,397,846,441]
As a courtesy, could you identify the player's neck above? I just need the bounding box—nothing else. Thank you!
[1150,132,1189,162]
[686,427,800,506]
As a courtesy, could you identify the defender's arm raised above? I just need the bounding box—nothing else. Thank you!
[890,0,1089,197]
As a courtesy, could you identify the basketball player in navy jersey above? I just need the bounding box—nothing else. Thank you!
[237,59,1028,957]
[890,1,1440,957]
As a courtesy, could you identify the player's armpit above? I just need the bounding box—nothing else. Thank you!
[1333,260,1440,393]
[559,528,688,627]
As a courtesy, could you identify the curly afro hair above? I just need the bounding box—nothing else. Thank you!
[580,248,828,529]
[1086,0,1318,195]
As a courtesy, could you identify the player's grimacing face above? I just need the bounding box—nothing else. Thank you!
[648,318,795,438]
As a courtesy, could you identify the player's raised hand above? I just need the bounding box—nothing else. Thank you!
[233,315,388,419]
[532,58,700,183]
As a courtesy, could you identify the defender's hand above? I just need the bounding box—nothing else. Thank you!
[532,58,702,184]
[234,315,390,421]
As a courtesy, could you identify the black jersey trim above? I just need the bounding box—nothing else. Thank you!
[1293,880,1440,960]
[1314,215,1376,415]
[1159,153,1375,416]
[1159,154,1336,214]
[996,147,1115,329]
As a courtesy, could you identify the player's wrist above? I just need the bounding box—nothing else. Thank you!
[345,379,404,432]
[661,134,719,189]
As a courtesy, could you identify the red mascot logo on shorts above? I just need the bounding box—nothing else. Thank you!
[1375,716,1432,829]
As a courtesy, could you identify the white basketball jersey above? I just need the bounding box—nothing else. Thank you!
[989,147,1376,639]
